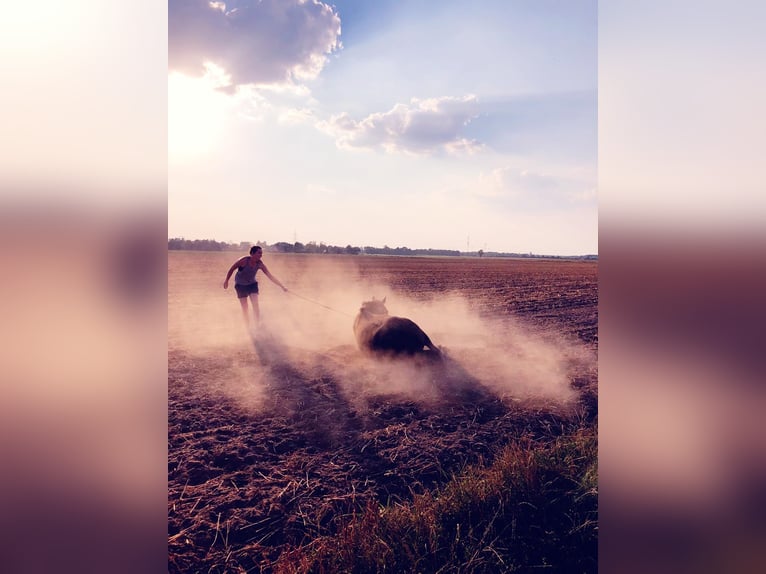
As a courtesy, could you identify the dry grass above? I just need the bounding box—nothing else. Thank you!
[272,428,597,573]
[168,253,598,573]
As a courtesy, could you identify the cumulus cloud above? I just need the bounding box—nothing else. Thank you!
[277,107,315,125]
[317,95,483,155]
[168,0,341,86]
[224,79,319,123]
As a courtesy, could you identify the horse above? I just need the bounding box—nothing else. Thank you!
[353,297,442,358]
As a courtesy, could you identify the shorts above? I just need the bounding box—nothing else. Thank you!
[234,282,259,298]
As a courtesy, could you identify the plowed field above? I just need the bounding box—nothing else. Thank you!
[168,252,597,572]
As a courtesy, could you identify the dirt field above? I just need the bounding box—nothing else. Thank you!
[168,252,597,572]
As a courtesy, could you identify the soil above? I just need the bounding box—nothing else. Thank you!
[168,254,597,573]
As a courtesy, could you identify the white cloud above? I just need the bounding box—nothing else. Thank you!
[230,81,318,123]
[477,167,558,199]
[168,0,341,87]
[278,108,315,125]
[476,166,596,210]
[499,168,558,194]
[317,95,483,156]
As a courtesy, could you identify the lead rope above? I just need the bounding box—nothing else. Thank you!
[286,290,355,318]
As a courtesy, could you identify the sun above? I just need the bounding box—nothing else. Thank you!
[168,71,229,160]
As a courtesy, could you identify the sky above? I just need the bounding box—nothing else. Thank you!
[168,0,597,255]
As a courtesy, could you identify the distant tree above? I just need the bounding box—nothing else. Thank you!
[274,242,294,253]
[169,237,591,258]
[174,238,229,251]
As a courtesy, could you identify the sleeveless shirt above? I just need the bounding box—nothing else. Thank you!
[234,259,260,285]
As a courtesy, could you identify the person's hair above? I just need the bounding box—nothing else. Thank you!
[249,245,262,255]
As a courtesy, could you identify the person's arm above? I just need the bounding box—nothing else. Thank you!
[260,262,288,292]
[223,257,246,288]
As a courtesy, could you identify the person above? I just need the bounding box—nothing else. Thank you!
[223,245,287,326]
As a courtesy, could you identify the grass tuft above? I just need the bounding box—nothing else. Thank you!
[273,428,597,573]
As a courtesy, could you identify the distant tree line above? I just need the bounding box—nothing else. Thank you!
[467,251,598,261]
[363,245,461,257]
[167,238,255,251]
[168,237,596,260]
[271,241,362,255]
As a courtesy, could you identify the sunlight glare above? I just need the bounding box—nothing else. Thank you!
[168,72,229,160]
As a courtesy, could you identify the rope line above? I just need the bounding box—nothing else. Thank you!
[286,290,355,317]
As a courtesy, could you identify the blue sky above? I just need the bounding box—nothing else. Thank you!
[168,0,597,255]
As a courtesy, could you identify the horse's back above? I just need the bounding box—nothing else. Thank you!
[353,303,440,358]
[370,316,432,354]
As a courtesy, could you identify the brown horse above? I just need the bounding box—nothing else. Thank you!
[353,297,442,358]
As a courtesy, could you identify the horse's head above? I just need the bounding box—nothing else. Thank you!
[359,296,388,316]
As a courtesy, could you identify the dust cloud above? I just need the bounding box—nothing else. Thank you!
[169,254,594,411]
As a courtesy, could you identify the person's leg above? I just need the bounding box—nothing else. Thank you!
[249,293,260,323]
[250,293,261,323]
[238,296,250,325]
[235,284,252,326]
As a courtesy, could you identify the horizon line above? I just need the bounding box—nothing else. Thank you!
[168,237,598,259]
